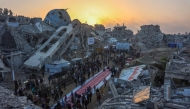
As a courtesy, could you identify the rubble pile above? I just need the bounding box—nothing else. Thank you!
[99,48,190,109]
[17,25,41,34]
[134,25,164,51]
[0,86,40,109]
[163,33,190,46]
[133,25,190,51]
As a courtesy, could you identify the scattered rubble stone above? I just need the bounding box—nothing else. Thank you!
[0,86,40,109]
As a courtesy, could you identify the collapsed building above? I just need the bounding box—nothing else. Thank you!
[101,64,161,109]
[0,86,41,109]
[23,24,75,70]
[44,9,71,29]
[109,24,133,41]
[163,33,190,47]
[0,8,189,71]
[0,8,106,71]
[100,49,190,109]
[163,48,190,109]
[134,24,164,51]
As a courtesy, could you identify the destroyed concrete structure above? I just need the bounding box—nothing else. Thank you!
[0,8,189,72]
[24,24,75,70]
[134,24,164,51]
[160,47,190,109]
[0,8,106,70]
[110,24,133,40]
[163,33,190,47]
[101,64,161,109]
[94,24,105,31]
[0,86,41,109]
[44,9,71,29]
[100,48,190,109]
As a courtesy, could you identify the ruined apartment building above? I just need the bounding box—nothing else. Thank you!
[111,24,133,38]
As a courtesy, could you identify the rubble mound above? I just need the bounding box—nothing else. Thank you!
[0,86,40,109]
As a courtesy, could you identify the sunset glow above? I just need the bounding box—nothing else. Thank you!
[0,0,190,33]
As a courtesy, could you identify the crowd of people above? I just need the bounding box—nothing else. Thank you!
[13,47,137,109]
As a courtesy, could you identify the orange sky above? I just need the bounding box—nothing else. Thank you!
[0,0,190,34]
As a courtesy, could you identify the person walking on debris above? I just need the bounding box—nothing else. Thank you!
[40,77,43,85]
[54,101,61,109]
[45,97,50,105]
[35,78,39,87]
[27,93,33,103]
[63,80,66,90]
[64,95,67,102]
[48,75,51,84]
[84,98,89,109]
[96,88,100,99]
[59,89,63,98]
[103,78,107,87]
[87,89,92,103]
[79,76,82,86]
[97,92,101,104]
[100,86,104,96]
[18,79,22,87]
[87,71,90,79]
[54,92,59,102]
[74,77,77,86]
[94,85,96,93]
[41,101,45,109]
[51,89,54,98]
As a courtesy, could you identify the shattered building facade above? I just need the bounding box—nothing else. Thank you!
[163,48,190,109]
[44,9,71,29]
[0,8,105,70]
[0,86,41,109]
[134,24,164,51]
[94,24,105,31]
[111,24,133,40]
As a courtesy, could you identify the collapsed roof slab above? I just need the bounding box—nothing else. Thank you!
[24,24,74,70]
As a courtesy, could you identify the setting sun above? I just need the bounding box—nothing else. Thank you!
[86,17,98,26]
[1,0,189,33]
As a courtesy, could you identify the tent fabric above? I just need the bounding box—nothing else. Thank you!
[71,58,82,61]
[53,59,69,64]
[137,55,162,65]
